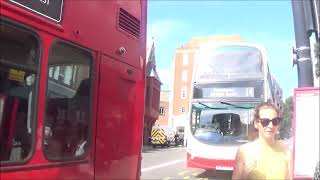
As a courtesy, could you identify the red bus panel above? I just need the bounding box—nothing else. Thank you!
[0,0,147,179]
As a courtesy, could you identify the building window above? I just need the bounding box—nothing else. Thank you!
[182,53,188,66]
[43,42,92,160]
[182,70,188,82]
[49,65,78,88]
[181,86,187,99]
[159,107,165,116]
[181,106,185,114]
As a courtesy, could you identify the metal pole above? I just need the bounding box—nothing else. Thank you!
[292,0,314,87]
[312,0,320,40]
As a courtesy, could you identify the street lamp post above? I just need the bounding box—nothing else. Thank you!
[291,0,315,87]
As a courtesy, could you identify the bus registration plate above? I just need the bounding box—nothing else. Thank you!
[216,166,233,171]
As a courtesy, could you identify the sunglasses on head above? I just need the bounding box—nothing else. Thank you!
[258,117,282,127]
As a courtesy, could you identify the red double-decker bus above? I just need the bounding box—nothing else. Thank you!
[0,0,147,179]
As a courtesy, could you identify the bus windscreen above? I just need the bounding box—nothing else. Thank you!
[194,45,263,82]
[190,102,257,145]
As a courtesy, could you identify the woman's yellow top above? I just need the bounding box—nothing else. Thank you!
[245,139,289,179]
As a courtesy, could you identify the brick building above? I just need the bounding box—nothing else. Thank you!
[155,90,170,126]
[144,40,161,145]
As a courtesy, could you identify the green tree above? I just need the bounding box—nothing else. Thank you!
[315,43,320,77]
[280,96,293,138]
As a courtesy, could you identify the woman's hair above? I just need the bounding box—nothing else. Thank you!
[253,100,282,122]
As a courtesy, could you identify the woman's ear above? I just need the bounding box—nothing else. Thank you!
[254,120,259,129]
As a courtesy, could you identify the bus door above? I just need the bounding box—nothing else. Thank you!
[95,55,142,179]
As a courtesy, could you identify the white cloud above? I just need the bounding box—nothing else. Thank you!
[157,68,171,91]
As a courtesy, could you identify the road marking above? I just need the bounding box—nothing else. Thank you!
[141,159,185,173]
[178,170,190,176]
[163,177,171,180]
[183,176,190,179]
[196,178,203,180]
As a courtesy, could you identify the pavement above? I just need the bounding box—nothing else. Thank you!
[141,146,232,179]
[142,145,154,152]
[142,144,186,153]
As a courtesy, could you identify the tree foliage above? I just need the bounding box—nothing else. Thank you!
[316,43,320,77]
[281,96,293,130]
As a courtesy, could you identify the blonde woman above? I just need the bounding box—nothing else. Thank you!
[232,102,292,179]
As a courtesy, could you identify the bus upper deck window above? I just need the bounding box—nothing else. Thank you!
[43,42,92,160]
[0,23,39,163]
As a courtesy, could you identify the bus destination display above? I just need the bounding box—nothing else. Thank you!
[5,0,63,23]
[203,87,255,98]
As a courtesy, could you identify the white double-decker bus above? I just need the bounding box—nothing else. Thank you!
[186,43,280,171]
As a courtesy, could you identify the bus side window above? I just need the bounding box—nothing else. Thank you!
[0,23,39,164]
[43,42,92,160]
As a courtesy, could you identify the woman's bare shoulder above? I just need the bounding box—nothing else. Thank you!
[236,140,259,160]
[239,140,259,152]
[283,144,292,161]
[277,141,292,154]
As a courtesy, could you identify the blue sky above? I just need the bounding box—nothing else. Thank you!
[147,1,296,99]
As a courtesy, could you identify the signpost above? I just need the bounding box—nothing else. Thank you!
[293,87,320,179]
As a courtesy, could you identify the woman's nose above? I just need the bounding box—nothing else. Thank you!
[267,120,274,128]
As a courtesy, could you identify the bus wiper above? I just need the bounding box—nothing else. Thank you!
[199,102,226,110]
[219,101,254,109]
